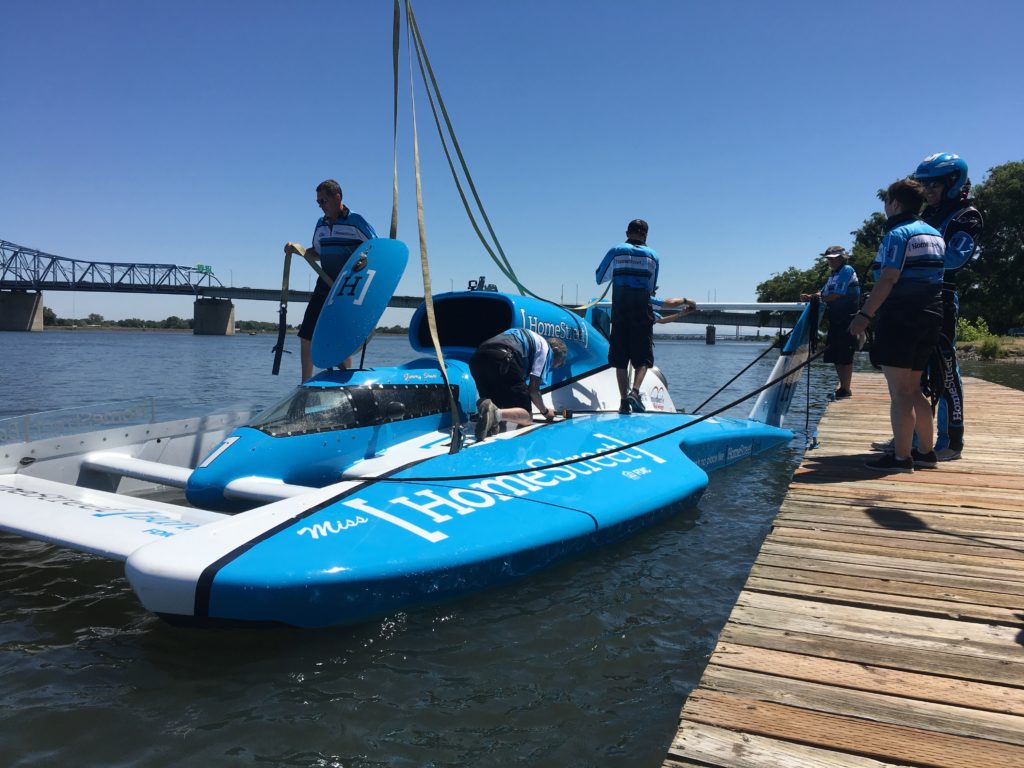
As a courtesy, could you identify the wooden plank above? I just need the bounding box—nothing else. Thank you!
[668,723,906,768]
[709,643,1024,716]
[700,665,1024,746]
[718,623,1024,687]
[750,562,1024,608]
[681,690,1024,768]
[728,593,1021,660]
[764,517,1024,550]
[743,575,1020,624]
[766,527,1024,562]
[757,541,1024,587]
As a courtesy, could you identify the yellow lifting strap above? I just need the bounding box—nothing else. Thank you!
[403,0,463,453]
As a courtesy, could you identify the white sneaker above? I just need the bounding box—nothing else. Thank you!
[935,447,962,461]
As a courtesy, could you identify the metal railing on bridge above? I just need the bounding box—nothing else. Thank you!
[0,239,222,294]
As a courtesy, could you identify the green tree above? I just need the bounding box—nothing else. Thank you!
[963,160,1024,332]
[756,266,821,303]
[43,306,57,326]
[86,313,105,325]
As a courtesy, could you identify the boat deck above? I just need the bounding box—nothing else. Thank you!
[665,372,1024,767]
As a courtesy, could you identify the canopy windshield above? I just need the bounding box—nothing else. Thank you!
[249,384,454,437]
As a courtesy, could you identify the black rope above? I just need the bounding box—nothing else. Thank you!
[355,344,829,484]
[690,334,786,414]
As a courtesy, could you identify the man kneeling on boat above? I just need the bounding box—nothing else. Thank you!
[470,329,568,441]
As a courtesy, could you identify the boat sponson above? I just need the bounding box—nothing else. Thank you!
[131,412,789,627]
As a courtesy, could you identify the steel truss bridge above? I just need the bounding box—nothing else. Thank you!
[0,239,796,324]
[0,239,223,295]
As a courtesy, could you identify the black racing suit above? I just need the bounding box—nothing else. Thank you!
[921,199,983,452]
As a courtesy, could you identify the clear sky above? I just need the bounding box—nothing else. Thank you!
[3,0,1022,326]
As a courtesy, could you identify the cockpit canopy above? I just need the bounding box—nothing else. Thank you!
[249,383,455,437]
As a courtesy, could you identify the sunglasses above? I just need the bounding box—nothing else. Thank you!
[920,179,946,190]
[316,197,330,205]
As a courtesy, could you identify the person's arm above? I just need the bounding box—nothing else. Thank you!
[944,209,983,272]
[595,248,616,285]
[529,375,554,420]
[848,267,899,335]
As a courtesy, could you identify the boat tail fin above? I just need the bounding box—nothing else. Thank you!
[747,301,817,427]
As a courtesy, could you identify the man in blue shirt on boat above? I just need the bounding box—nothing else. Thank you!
[596,219,692,414]
[801,246,861,399]
[471,329,567,441]
[284,179,376,382]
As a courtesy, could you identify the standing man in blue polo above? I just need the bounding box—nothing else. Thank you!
[801,246,861,399]
[284,179,376,382]
[596,219,662,414]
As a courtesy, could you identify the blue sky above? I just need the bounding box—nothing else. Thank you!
[3,0,1022,325]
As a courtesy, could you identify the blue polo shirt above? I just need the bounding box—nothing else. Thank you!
[821,264,860,316]
[872,214,945,302]
[312,211,376,279]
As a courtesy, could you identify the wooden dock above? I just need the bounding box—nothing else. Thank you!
[665,372,1024,768]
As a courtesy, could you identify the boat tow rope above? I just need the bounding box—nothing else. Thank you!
[354,343,829,484]
[271,247,334,375]
[402,0,463,454]
[689,332,788,413]
[405,2,602,313]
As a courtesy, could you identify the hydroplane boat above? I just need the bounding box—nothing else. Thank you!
[0,237,813,628]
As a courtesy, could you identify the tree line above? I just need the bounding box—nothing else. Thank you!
[756,160,1024,333]
[42,310,284,332]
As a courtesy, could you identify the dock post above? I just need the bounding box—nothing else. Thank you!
[705,324,716,345]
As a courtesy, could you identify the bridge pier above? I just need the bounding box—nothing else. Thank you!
[705,325,716,345]
[193,298,235,335]
[0,291,44,331]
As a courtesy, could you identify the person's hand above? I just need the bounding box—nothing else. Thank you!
[544,407,555,421]
[799,293,811,301]
[682,299,697,314]
[284,242,306,257]
[848,312,870,336]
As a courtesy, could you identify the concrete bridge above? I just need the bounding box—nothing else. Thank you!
[1,240,799,337]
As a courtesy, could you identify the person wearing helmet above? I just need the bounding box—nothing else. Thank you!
[913,152,985,461]
[801,246,861,399]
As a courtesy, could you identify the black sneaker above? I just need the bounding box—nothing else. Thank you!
[911,448,937,468]
[834,388,852,399]
[626,389,646,413]
[864,454,914,473]
[618,399,631,415]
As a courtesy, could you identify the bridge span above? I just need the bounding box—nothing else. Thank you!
[1,239,798,338]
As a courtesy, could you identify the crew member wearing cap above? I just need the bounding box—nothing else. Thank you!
[801,246,860,398]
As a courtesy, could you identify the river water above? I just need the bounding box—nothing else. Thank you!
[1,330,1014,768]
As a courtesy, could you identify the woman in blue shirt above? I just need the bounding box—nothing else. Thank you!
[849,179,944,473]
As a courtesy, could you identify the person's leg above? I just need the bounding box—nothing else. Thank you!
[835,363,853,393]
[631,365,649,393]
[616,367,629,399]
[910,374,935,455]
[883,366,915,458]
[300,338,314,382]
[491,406,534,428]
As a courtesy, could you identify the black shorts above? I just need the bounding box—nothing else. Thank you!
[823,311,857,365]
[608,291,655,369]
[297,280,330,340]
[871,301,942,371]
[469,342,531,410]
